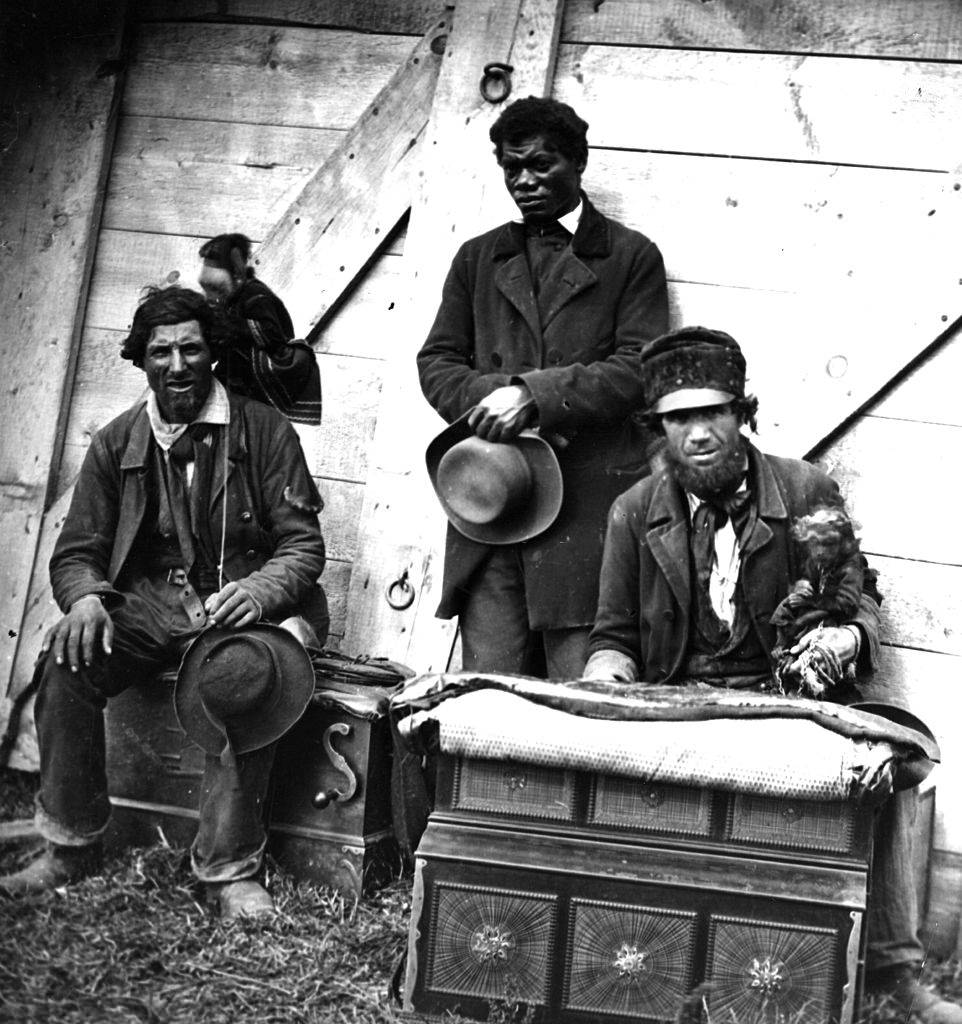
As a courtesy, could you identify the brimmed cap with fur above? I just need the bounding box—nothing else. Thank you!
[641,326,746,414]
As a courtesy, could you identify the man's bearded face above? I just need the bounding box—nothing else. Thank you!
[661,403,747,498]
[144,319,213,424]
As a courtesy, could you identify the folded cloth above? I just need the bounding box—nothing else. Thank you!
[399,688,897,802]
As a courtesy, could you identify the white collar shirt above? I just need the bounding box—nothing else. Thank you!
[146,377,230,486]
[686,482,748,627]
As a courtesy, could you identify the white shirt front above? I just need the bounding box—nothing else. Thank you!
[146,377,230,487]
[512,198,584,235]
[686,487,746,627]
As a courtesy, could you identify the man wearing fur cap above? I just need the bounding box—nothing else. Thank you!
[417,96,669,678]
[0,286,326,919]
[584,326,961,1023]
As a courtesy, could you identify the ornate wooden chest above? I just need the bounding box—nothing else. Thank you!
[400,753,874,1024]
[104,670,398,895]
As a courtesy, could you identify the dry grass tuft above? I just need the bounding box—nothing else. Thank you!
[2,768,962,1024]
[0,770,407,1024]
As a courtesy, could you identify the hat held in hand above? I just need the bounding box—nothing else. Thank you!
[426,414,563,545]
[642,326,746,415]
[175,624,315,764]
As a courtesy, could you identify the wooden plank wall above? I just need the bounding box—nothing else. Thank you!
[550,1,962,954]
[0,0,128,754]
[8,0,962,950]
[12,4,431,691]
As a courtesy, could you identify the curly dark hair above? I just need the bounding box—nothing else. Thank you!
[489,96,589,165]
[120,286,224,367]
[640,395,760,435]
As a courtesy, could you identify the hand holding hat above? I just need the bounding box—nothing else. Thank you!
[175,623,315,765]
[426,412,563,545]
[466,384,537,443]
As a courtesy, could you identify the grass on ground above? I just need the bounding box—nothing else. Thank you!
[1,768,961,1023]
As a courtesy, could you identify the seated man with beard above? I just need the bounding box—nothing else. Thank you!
[583,326,961,1024]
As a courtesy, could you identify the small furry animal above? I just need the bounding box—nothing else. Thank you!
[771,506,864,696]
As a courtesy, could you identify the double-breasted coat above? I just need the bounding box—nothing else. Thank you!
[417,195,669,630]
[586,444,882,681]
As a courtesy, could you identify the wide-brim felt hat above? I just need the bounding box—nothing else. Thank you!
[426,414,563,545]
[175,623,315,759]
[642,326,746,414]
[849,701,940,791]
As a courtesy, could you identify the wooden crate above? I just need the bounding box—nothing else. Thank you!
[399,754,875,1024]
[104,673,397,894]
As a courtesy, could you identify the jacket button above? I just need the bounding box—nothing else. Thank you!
[547,349,562,365]
[491,352,503,368]
[663,610,674,621]
[240,511,252,522]
[246,549,257,559]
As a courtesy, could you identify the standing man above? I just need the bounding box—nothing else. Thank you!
[418,97,669,678]
[584,326,961,1024]
[0,287,326,919]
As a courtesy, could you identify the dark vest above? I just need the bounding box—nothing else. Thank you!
[684,516,771,688]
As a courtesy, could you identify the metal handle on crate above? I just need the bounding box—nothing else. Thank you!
[312,722,358,808]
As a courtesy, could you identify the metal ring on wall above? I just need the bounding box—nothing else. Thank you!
[385,570,416,610]
[480,62,514,104]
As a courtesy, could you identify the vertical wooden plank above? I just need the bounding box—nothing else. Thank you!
[0,1,129,718]
[342,0,565,668]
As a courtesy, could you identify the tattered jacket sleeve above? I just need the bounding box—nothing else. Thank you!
[232,413,326,621]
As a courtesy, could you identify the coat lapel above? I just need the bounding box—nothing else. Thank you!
[209,398,247,513]
[646,472,691,614]
[540,197,609,331]
[740,445,787,564]
[110,403,152,582]
[493,224,543,345]
[538,251,598,332]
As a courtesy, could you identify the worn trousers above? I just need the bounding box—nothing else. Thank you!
[865,785,926,972]
[459,546,591,679]
[34,574,274,883]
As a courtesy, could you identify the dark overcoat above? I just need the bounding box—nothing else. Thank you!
[587,444,882,681]
[417,195,669,630]
[50,393,325,622]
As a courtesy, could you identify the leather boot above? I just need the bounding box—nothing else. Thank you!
[0,842,103,896]
[210,879,275,920]
[868,964,962,1024]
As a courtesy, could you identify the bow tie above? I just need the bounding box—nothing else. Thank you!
[169,424,212,466]
[695,488,752,532]
[524,219,570,240]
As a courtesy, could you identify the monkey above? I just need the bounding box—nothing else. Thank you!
[771,506,865,697]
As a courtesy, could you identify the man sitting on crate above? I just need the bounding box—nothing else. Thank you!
[582,326,961,1024]
[0,286,326,919]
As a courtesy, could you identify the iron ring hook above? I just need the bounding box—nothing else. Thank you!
[385,570,415,611]
[480,62,514,104]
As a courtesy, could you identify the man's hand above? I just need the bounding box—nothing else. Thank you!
[783,625,859,697]
[205,581,262,628]
[467,385,537,443]
[789,625,858,666]
[42,595,113,673]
